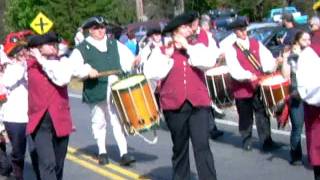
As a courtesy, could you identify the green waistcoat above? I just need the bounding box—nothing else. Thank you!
[77,39,121,104]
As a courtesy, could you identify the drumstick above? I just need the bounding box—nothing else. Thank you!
[97,69,122,77]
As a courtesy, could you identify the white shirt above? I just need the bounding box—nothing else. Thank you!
[37,36,135,86]
[0,61,28,123]
[0,46,10,65]
[143,42,217,82]
[225,37,276,81]
[296,47,320,106]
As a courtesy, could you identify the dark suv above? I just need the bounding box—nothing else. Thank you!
[208,8,238,30]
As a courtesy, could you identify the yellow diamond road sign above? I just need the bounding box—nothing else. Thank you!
[30,12,54,35]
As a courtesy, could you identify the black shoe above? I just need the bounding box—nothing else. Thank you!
[242,140,252,151]
[289,148,302,166]
[289,159,303,166]
[210,129,224,140]
[98,153,109,165]
[120,154,135,166]
[262,138,281,152]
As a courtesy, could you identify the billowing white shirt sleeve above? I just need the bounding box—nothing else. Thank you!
[187,43,217,71]
[296,47,320,106]
[143,48,174,81]
[225,45,253,81]
[258,41,276,73]
[117,41,135,72]
[1,62,26,88]
[36,56,75,86]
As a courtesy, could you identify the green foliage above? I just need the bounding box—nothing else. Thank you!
[4,0,136,43]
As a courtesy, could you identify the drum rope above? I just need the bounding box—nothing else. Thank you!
[139,82,153,119]
[280,83,286,101]
[269,85,276,108]
[260,86,272,116]
[221,73,233,104]
[205,75,213,99]
[135,129,158,144]
[128,87,143,126]
[211,76,220,104]
[114,90,131,135]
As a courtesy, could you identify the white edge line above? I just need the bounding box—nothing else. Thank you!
[68,92,306,139]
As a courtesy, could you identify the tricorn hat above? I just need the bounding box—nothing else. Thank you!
[28,31,60,47]
[147,27,162,37]
[162,11,199,33]
[228,16,249,30]
[82,16,108,29]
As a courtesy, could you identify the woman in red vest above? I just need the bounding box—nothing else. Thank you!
[144,12,218,180]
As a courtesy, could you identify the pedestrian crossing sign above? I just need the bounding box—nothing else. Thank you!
[30,12,54,35]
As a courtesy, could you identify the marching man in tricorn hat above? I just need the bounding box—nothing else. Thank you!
[68,16,136,166]
[224,16,279,152]
[27,31,73,180]
[143,12,218,180]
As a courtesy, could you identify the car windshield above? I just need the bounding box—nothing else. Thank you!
[249,29,274,42]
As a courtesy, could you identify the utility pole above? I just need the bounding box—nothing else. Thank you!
[136,0,144,22]
[173,0,184,16]
[0,0,5,41]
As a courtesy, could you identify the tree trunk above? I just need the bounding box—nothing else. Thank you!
[0,0,5,41]
[173,0,184,16]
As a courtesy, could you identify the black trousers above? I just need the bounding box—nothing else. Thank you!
[3,122,27,180]
[31,112,69,180]
[163,101,217,180]
[235,91,271,144]
[208,108,218,132]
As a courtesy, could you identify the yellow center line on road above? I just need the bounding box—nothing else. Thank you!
[67,146,149,179]
[66,153,126,180]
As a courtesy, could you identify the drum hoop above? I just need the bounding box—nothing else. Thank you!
[111,74,147,91]
[112,89,131,135]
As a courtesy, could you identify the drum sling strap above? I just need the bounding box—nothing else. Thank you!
[235,42,263,73]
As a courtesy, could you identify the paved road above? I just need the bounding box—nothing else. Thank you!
[2,91,313,180]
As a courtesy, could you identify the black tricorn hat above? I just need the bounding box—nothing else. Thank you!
[228,16,249,30]
[162,11,199,33]
[147,27,162,37]
[82,16,108,29]
[28,32,60,47]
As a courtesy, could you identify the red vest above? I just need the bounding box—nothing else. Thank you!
[311,30,320,47]
[310,32,320,57]
[159,49,211,110]
[26,57,72,137]
[232,38,263,99]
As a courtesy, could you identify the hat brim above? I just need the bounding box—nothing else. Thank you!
[163,12,198,33]
[8,45,26,57]
[82,21,107,30]
[28,32,60,47]
[228,16,249,30]
[147,28,162,36]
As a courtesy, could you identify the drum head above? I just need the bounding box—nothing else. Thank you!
[260,75,289,87]
[206,66,229,76]
[112,75,146,90]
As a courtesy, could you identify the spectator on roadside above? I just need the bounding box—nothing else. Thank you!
[281,13,300,46]
[309,16,320,44]
[281,30,311,165]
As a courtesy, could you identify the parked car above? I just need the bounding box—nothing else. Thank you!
[265,6,308,24]
[208,8,238,30]
[218,22,308,57]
